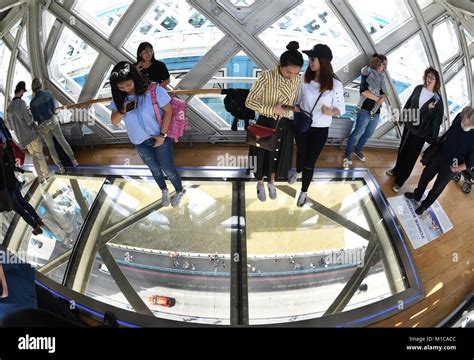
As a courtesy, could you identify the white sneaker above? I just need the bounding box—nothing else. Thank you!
[288,172,302,185]
[386,169,395,177]
[392,184,401,193]
[343,157,353,168]
[171,189,186,208]
[161,189,170,207]
[267,183,277,200]
[297,192,307,208]
[257,184,266,202]
[354,152,366,162]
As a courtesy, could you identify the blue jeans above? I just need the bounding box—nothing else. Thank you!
[11,184,39,229]
[136,138,183,193]
[345,109,380,157]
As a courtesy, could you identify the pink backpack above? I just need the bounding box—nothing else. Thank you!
[150,82,188,143]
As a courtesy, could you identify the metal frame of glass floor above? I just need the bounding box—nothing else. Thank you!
[1,166,424,327]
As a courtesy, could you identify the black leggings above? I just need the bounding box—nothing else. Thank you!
[295,127,329,192]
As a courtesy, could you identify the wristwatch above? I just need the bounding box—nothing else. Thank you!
[159,132,168,138]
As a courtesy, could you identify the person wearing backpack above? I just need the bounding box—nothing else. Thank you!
[109,62,185,208]
[289,44,345,207]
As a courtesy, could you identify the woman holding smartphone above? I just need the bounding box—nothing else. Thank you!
[245,41,303,202]
[135,42,171,88]
[109,62,185,208]
[289,44,345,207]
[387,67,444,193]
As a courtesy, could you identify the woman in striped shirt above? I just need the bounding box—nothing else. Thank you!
[246,41,303,202]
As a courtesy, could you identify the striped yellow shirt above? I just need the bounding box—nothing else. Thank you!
[245,66,301,120]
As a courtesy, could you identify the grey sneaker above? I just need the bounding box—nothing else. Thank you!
[354,152,366,162]
[57,165,65,175]
[297,192,307,208]
[267,183,277,200]
[72,159,79,167]
[392,184,401,193]
[386,169,395,177]
[171,189,186,208]
[257,183,266,202]
[288,172,302,185]
[161,189,170,207]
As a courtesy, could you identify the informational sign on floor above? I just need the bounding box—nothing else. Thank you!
[387,195,453,249]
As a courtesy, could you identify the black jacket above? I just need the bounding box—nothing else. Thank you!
[0,150,18,192]
[404,85,444,144]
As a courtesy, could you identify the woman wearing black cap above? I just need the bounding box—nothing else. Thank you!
[289,44,345,207]
[135,42,171,88]
[245,41,303,202]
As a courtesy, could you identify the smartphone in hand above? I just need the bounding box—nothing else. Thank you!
[282,105,297,111]
[126,101,137,112]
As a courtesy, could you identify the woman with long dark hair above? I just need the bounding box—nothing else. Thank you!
[135,42,171,88]
[245,41,303,202]
[289,44,345,207]
[109,61,185,208]
[387,67,444,193]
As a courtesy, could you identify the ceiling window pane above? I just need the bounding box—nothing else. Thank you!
[73,0,133,38]
[417,0,434,9]
[9,20,21,39]
[229,0,255,7]
[123,1,224,62]
[445,67,470,122]
[259,0,360,71]
[348,0,412,43]
[0,44,12,92]
[43,11,57,42]
[387,34,430,106]
[49,26,99,100]
[464,29,474,47]
[0,93,5,118]
[433,19,460,65]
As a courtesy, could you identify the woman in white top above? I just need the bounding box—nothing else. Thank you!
[387,67,444,193]
[289,44,346,207]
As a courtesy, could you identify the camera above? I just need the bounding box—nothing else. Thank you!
[125,101,136,112]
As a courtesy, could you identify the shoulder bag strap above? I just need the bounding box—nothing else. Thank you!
[149,82,163,127]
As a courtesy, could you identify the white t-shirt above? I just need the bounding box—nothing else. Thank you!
[298,79,346,128]
[419,87,434,109]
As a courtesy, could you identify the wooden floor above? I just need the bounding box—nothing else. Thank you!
[70,143,473,327]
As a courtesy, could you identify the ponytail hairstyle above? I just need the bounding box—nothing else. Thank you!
[280,41,304,68]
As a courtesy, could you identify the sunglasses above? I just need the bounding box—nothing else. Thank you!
[111,63,131,81]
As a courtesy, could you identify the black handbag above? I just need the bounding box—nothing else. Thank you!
[0,154,14,213]
[293,93,323,133]
[246,119,280,152]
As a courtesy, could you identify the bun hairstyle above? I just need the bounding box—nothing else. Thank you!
[280,41,304,68]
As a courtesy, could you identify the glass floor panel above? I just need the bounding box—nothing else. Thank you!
[83,179,233,325]
[4,167,422,327]
[245,180,406,325]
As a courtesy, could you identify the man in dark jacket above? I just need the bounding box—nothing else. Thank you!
[405,106,474,215]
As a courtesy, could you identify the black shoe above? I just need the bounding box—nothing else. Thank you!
[404,192,421,201]
[415,206,427,216]
[102,311,119,328]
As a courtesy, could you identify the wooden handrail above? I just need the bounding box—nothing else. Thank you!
[56,89,224,110]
